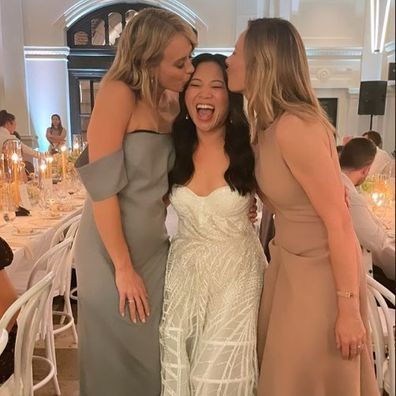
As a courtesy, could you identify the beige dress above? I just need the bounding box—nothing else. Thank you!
[254,120,380,396]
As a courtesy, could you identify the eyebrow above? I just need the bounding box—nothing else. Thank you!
[174,54,190,63]
[190,78,225,84]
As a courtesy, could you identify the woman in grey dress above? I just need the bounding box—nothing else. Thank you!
[73,8,196,396]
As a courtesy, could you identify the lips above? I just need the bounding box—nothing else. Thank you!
[196,103,215,121]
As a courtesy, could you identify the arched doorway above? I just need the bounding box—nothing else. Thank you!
[67,3,159,141]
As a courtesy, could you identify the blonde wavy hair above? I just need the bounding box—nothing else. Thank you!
[103,8,197,106]
[244,18,334,142]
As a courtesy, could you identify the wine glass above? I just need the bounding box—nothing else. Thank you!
[2,194,16,225]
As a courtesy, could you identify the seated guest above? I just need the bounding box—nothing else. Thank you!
[46,114,66,154]
[0,110,39,160]
[0,237,17,385]
[339,138,395,285]
[362,130,395,176]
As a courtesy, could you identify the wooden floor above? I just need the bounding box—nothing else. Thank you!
[33,301,79,396]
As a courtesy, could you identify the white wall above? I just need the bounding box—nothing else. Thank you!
[0,0,392,151]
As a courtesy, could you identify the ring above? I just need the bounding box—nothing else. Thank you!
[127,299,134,304]
[357,344,362,350]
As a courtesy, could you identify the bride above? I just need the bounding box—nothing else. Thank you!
[160,53,267,396]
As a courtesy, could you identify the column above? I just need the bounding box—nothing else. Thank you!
[0,0,30,138]
[24,47,71,151]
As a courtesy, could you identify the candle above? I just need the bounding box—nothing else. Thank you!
[61,145,67,181]
[11,152,20,205]
[46,155,53,179]
[73,142,80,155]
[0,154,5,182]
[39,162,47,185]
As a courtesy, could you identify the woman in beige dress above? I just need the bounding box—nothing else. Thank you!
[226,18,380,396]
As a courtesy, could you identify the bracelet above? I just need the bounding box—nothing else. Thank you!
[336,290,356,299]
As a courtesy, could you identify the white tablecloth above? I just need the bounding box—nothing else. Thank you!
[2,201,84,295]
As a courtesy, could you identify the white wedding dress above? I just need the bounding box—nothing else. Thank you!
[160,185,267,396]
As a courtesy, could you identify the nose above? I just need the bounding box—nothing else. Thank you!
[198,85,213,98]
[185,58,194,75]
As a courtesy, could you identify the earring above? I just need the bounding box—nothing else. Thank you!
[185,113,189,120]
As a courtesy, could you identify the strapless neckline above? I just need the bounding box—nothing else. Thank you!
[177,185,232,198]
[126,129,171,136]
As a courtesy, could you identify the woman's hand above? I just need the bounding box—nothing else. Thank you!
[335,302,366,360]
[115,266,150,324]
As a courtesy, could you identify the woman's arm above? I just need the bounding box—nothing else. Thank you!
[59,128,66,142]
[275,114,366,360]
[20,141,39,158]
[87,80,149,323]
[0,270,17,332]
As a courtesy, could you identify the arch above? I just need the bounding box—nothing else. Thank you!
[59,0,207,32]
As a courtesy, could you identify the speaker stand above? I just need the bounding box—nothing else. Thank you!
[369,114,374,130]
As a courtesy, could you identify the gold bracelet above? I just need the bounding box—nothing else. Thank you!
[336,290,356,299]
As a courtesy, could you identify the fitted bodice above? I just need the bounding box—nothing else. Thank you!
[76,131,174,266]
[170,185,253,242]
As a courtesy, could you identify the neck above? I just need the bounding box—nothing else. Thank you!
[1,126,11,134]
[343,169,359,186]
[154,86,166,105]
[196,127,226,147]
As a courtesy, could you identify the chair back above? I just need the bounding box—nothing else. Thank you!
[27,237,74,338]
[49,214,81,247]
[366,275,395,396]
[0,273,54,396]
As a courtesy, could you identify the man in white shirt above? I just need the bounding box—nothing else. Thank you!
[362,130,395,177]
[340,138,395,282]
[0,109,38,158]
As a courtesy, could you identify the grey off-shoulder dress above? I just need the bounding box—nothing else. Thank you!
[74,131,174,396]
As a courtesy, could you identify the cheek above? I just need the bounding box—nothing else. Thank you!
[216,94,229,119]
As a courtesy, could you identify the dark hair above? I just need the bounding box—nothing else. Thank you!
[0,110,15,127]
[362,130,382,148]
[50,114,63,131]
[336,145,344,158]
[169,53,255,195]
[339,138,377,170]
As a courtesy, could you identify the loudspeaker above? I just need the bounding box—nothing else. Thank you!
[388,62,395,81]
[358,81,387,115]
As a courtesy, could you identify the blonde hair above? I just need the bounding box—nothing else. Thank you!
[103,8,197,106]
[244,18,334,142]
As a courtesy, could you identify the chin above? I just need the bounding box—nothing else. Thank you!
[228,82,242,93]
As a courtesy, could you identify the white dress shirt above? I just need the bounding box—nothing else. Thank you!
[368,147,395,177]
[0,126,37,157]
[341,172,395,279]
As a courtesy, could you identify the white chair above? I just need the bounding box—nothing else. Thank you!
[366,275,395,396]
[0,329,8,356]
[27,237,75,395]
[0,273,54,396]
[49,214,81,248]
[49,214,81,306]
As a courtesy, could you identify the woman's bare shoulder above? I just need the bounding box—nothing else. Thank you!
[96,80,136,107]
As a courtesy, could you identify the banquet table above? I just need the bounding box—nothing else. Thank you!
[1,197,85,295]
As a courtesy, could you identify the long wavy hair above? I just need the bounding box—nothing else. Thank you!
[169,53,256,196]
[102,8,197,107]
[244,18,334,142]
[50,114,63,131]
